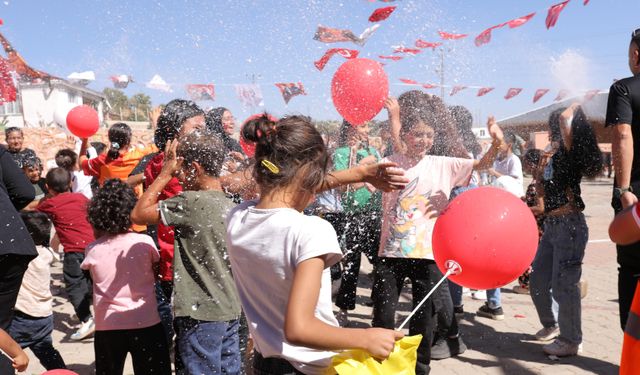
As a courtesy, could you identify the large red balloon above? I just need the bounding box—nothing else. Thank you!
[66,105,99,138]
[331,58,388,126]
[433,187,538,290]
[41,370,79,375]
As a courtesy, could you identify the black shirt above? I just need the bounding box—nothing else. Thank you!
[7,148,36,169]
[606,75,640,182]
[542,146,584,213]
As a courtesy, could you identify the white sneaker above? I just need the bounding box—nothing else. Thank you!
[543,338,580,357]
[535,326,560,341]
[471,290,487,300]
[70,317,95,341]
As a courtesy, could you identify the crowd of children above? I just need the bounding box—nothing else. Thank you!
[0,83,627,375]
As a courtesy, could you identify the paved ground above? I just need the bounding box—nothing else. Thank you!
[22,177,622,374]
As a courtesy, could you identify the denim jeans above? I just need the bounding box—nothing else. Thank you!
[530,213,588,345]
[174,316,241,375]
[448,282,502,309]
[8,312,66,370]
[155,282,174,346]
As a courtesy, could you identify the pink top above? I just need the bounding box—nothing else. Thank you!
[81,232,160,331]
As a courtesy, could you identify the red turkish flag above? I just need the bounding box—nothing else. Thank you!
[546,1,570,29]
[504,88,523,100]
[422,83,438,89]
[393,47,421,55]
[450,86,467,96]
[399,78,418,85]
[415,39,442,49]
[533,89,550,103]
[583,0,589,4]
[584,89,600,101]
[475,26,501,47]
[477,87,494,97]
[314,48,359,71]
[275,82,307,104]
[0,57,16,104]
[438,31,468,40]
[554,89,570,101]
[369,6,396,22]
[379,55,403,61]
[506,13,536,28]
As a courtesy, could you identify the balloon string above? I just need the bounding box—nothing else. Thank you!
[396,268,454,331]
[0,348,13,364]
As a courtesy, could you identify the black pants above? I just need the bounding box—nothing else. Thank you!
[0,254,31,374]
[323,213,346,281]
[372,258,457,375]
[252,351,304,375]
[94,323,171,375]
[8,311,66,370]
[335,210,381,311]
[62,252,93,322]
[618,264,640,330]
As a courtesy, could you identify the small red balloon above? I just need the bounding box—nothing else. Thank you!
[433,187,538,290]
[41,370,80,375]
[239,113,279,158]
[66,105,99,138]
[331,58,389,126]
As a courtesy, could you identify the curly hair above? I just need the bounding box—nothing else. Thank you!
[88,179,138,234]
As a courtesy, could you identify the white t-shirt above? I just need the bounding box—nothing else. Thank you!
[72,170,93,199]
[226,201,342,375]
[492,153,524,197]
[379,154,475,260]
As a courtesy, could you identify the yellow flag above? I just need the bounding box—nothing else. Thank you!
[328,335,422,375]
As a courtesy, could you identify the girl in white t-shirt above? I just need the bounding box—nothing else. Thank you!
[225,114,405,375]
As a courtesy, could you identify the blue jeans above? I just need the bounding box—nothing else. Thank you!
[449,282,502,308]
[174,317,241,375]
[530,213,587,345]
[155,282,174,346]
[8,312,66,370]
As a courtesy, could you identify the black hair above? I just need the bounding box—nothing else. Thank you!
[45,167,71,193]
[87,179,137,235]
[548,107,603,178]
[449,105,482,157]
[337,119,355,147]
[20,211,51,247]
[106,123,132,160]
[244,113,329,192]
[22,156,43,171]
[90,142,107,156]
[55,149,78,171]
[177,132,226,177]
[523,148,542,168]
[204,107,243,153]
[504,131,517,146]
[4,127,22,138]
[154,99,204,150]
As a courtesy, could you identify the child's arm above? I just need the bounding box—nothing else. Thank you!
[0,328,28,372]
[320,162,408,193]
[474,116,505,170]
[78,138,89,170]
[609,204,640,245]
[559,103,579,151]
[131,140,182,225]
[285,257,404,358]
[385,97,407,155]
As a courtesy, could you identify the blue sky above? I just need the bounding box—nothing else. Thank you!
[3,0,639,125]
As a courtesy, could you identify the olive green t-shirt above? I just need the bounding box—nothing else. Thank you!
[160,190,241,322]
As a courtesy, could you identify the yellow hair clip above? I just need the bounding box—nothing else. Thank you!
[261,159,280,174]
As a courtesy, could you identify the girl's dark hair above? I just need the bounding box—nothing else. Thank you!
[154,99,204,149]
[204,107,243,153]
[88,179,137,234]
[177,132,226,177]
[21,211,51,247]
[90,142,107,156]
[398,91,468,158]
[449,105,482,157]
[107,123,132,160]
[523,148,542,167]
[338,119,355,147]
[244,113,329,192]
[55,149,78,171]
[548,107,603,178]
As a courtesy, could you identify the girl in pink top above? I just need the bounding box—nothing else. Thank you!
[81,179,170,375]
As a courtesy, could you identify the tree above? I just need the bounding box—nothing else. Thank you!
[102,88,129,121]
[128,93,152,121]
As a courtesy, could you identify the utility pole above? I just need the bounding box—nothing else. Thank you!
[438,48,445,100]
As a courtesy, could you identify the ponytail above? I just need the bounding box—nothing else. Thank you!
[106,122,132,160]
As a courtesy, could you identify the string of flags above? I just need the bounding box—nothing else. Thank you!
[398,78,603,103]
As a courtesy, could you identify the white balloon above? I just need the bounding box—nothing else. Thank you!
[53,103,76,134]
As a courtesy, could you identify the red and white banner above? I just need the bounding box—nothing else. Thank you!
[234,84,264,108]
[438,31,468,40]
[275,82,307,104]
[0,57,16,104]
[546,0,570,29]
[504,88,523,100]
[533,89,550,103]
[368,6,396,22]
[415,39,442,49]
[314,48,359,71]
[477,87,494,97]
[450,86,467,96]
[185,84,215,101]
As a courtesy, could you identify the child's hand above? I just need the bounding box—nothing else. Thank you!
[150,106,163,129]
[12,350,29,372]
[487,116,503,143]
[159,139,183,178]
[384,97,400,122]
[362,162,409,192]
[358,155,376,166]
[363,328,404,359]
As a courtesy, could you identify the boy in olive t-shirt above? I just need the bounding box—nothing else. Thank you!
[131,133,242,374]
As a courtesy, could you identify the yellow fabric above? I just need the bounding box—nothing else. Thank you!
[328,335,422,375]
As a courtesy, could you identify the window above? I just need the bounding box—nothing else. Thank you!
[68,92,78,104]
[0,93,22,115]
[478,129,486,137]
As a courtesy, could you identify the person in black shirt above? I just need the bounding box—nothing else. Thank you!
[529,104,602,357]
[606,28,640,331]
[4,127,36,169]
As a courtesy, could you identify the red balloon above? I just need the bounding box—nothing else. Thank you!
[41,370,79,375]
[433,187,538,290]
[66,105,99,138]
[239,113,279,158]
[331,58,389,126]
